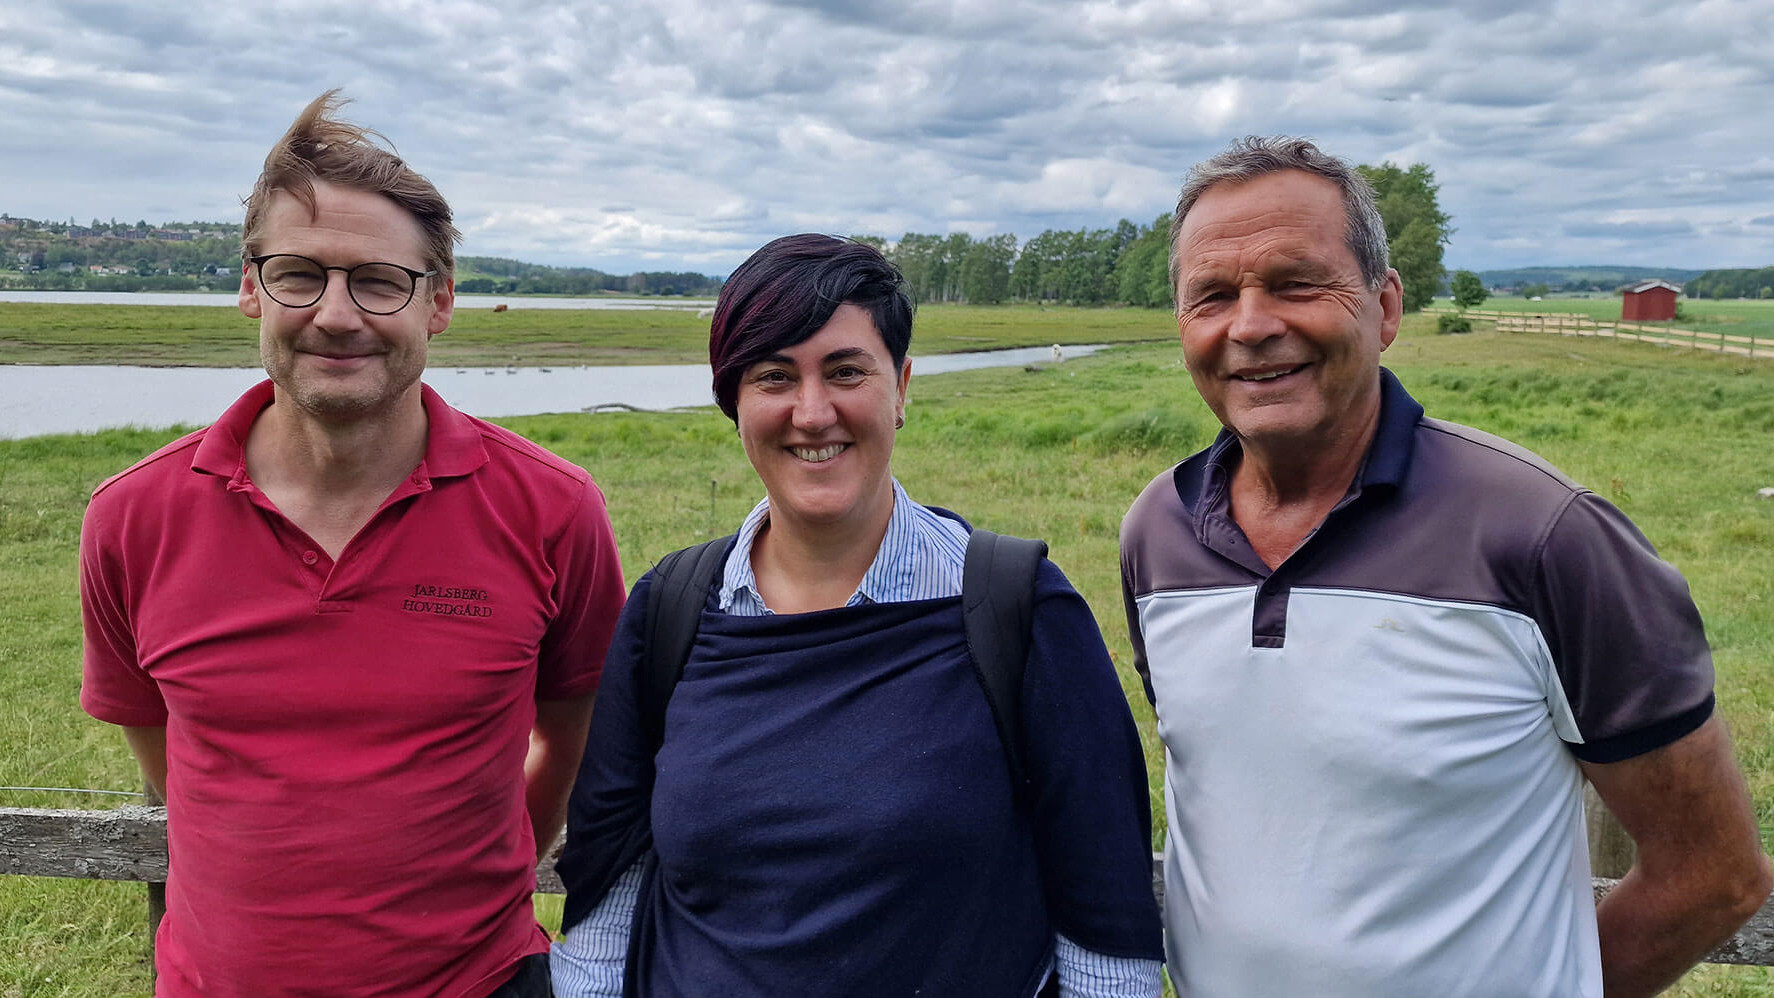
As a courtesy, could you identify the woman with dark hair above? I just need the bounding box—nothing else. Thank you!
[551,234,1163,997]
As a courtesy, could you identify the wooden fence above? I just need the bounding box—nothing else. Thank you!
[2,803,1771,968]
[1435,308,1767,360]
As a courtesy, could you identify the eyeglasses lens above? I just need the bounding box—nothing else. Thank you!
[258,257,416,314]
[349,263,416,313]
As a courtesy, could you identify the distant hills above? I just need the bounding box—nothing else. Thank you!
[0,214,720,296]
[1470,266,1706,292]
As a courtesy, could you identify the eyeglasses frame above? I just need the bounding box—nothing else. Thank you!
[247,253,439,315]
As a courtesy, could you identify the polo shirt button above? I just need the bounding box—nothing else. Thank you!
[302,550,318,565]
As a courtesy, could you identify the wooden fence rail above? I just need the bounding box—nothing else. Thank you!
[1431,308,1767,361]
[3,805,1771,967]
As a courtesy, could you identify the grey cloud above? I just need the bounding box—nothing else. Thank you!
[1562,220,1698,239]
[8,0,1774,275]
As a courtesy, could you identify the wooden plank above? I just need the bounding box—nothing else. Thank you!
[0,806,167,881]
[3,808,1769,966]
[0,805,571,893]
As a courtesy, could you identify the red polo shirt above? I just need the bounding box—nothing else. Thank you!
[80,381,626,997]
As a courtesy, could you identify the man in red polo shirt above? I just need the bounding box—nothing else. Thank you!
[78,90,626,997]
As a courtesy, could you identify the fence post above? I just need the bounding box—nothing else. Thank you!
[1585,783,1636,878]
[144,782,164,979]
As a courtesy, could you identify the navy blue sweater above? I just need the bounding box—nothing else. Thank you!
[557,560,1162,997]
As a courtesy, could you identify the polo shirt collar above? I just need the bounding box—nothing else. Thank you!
[190,380,487,481]
[1183,366,1424,517]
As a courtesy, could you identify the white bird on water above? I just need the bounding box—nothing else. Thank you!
[1051,344,1064,363]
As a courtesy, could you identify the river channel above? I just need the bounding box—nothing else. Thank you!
[0,345,1105,439]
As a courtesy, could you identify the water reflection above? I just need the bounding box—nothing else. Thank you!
[0,345,1105,439]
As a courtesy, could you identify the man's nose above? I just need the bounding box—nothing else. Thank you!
[1227,288,1286,345]
[311,271,364,329]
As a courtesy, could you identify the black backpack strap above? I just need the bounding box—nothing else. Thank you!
[639,534,736,750]
[961,527,1048,800]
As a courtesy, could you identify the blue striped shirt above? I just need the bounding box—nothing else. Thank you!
[552,480,1161,997]
[718,479,970,615]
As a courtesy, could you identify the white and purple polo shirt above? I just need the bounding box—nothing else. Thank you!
[1120,369,1713,997]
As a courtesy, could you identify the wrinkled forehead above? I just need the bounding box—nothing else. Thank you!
[1177,174,1354,276]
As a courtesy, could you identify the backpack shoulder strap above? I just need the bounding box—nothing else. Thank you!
[961,527,1049,798]
[639,534,736,749]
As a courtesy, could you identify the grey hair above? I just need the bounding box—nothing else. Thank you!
[1168,135,1389,299]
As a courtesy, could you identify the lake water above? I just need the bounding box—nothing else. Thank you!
[0,290,714,310]
[0,345,1105,439]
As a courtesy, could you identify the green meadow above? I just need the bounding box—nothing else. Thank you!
[0,301,1170,368]
[3,309,1772,994]
[1438,294,1774,344]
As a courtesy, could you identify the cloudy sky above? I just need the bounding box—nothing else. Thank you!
[6,0,1772,277]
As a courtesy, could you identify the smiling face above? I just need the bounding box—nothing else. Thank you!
[1173,169,1402,462]
[736,303,909,536]
[238,180,453,424]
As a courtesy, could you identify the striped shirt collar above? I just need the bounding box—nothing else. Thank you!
[718,478,970,616]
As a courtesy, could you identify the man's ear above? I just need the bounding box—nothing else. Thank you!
[1378,268,1404,350]
[427,276,455,338]
[238,263,263,320]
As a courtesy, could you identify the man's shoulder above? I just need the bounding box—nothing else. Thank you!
[89,426,212,506]
[460,412,593,489]
[1413,416,1586,503]
[1122,446,1213,545]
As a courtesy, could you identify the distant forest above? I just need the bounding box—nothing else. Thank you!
[0,215,720,296]
[12,205,1758,306]
[1471,266,1705,292]
[1682,267,1774,299]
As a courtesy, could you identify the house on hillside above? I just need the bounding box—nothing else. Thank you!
[1621,280,1680,321]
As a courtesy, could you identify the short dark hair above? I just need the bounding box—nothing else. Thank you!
[709,234,914,421]
[1169,135,1389,302]
[242,89,460,278]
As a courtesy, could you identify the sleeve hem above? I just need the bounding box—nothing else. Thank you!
[1569,694,1713,764]
[79,691,168,728]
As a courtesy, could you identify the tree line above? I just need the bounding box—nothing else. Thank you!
[1683,267,1774,300]
[870,161,1452,312]
[4,156,1457,308]
[455,257,721,297]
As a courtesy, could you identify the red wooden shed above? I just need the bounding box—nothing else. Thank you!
[1622,280,1680,321]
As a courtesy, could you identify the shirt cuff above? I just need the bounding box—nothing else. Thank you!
[550,860,642,997]
[1052,931,1163,998]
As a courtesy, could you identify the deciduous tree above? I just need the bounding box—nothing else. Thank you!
[1451,270,1487,310]
[1357,162,1451,313]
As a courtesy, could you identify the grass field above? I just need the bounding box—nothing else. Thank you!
[4,309,1773,994]
[0,301,1175,367]
[1435,294,1774,344]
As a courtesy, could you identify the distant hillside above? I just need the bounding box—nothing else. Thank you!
[1683,267,1774,299]
[1473,266,1706,292]
[456,256,719,297]
[0,214,720,296]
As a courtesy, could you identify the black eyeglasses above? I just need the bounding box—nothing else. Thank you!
[248,254,437,315]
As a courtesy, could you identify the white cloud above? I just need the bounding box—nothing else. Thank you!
[4,0,1772,273]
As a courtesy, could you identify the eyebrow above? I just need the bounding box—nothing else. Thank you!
[757,346,874,366]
